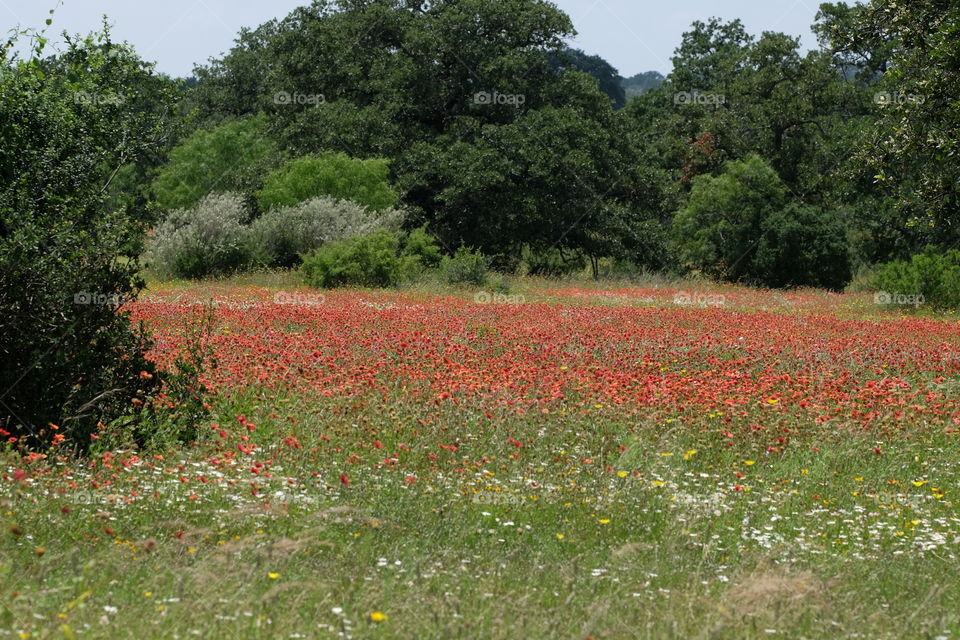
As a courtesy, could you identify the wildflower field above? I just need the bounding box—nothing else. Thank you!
[4,279,960,639]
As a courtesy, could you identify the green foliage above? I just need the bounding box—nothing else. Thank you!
[672,155,787,282]
[195,1,669,269]
[256,153,398,212]
[848,1,960,247]
[249,197,403,269]
[145,193,253,280]
[403,227,444,271]
[521,246,587,278]
[549,48,626,108]
[754,204,852,290]
[301,231,404,289]
[152,114,277,212]
[397,79,670,266]
[440,247,492,286]
[673,156,852,289]
[874,247,960,310]
[300,228,443,289]
[0,29,174,447]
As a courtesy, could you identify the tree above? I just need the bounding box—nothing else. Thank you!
[672,155,787,282]
[0,26,176,446]
[622,71,665,99]
[754,203,851,290]
[152,113,278,212]
[673,155,851,288]
[847,0,960,248]
[256,153,397,212]
[549,47,626,108]
[192,0,666,268]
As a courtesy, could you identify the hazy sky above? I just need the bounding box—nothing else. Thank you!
[1,0,823,78]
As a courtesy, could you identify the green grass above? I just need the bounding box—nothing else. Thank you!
[3,388,960,639]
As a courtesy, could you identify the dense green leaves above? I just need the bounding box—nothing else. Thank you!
[152,114,278,211]
[672,154,850,288]
[0,31,175,445]
[256,153,397,212]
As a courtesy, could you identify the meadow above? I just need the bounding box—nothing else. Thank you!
[3,276,960,639]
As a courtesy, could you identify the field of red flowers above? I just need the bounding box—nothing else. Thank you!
[136,284,960,438]
[4,281,960,639]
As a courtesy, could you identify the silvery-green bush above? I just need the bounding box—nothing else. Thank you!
[249,196,404,268]
[146,192,253,279]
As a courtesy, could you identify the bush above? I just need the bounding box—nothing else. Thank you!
[152,114,278,211]
[145,193,252,279]
[672,155,852,289]
[248,197,404,269]
[256,153,398,212]
[440,247,491,285]
[403,227,444,271]
[301,230,404,288]
[672,154,787,283]
[754,204,852,291]
[0,33,172,448]
[873,246,960,310]
[301,229,443,288]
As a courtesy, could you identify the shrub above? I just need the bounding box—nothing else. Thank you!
[754,204,852,291]
[152,114,278,211]
[402,227,444,271]
[249,197,404,269]
[301,230,402,288]
[873,246,960,310]
[440,247,491,285]
[145,193,252,279]
[672,154,787,283]
[672,155,853,289]
[0,32,172,448]
[256,153,398,212]
[301,229,442,288]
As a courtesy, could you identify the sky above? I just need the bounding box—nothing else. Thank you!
[1,0,824,78]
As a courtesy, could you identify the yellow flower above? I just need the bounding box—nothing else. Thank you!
[598,519,611,525]
[617,471,628,478]
[369,611,387,622]
[683,450,697,460]
[268,572,280,580]
[744,460,756,466]
[555,533,565,540]
[912,480,928,487]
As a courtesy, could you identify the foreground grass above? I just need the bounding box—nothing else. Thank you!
[3,280,960,639]
[3,390,960,639]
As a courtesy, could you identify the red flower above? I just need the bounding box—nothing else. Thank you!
[340,473,350,486]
